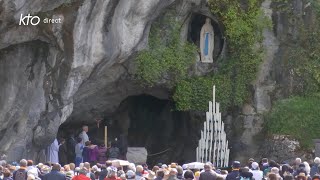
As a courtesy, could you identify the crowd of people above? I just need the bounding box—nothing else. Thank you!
[1,157,320,179]
[0,125,317,179]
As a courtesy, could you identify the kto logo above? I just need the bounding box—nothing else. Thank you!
[19,14,40,25]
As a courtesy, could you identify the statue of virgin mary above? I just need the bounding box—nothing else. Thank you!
[200,18,214,63]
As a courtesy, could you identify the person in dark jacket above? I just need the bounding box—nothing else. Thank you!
[99,165,108,180]
[106,142,120,160]
[82,141,91,163]
[3,168,13,180]
[236,167,254,180]
[13,159,28,180]
[199,163,217,180]
[67,134,77,163]
[42,163,66,180]
[226,161,241,180]
[58,138,68,166]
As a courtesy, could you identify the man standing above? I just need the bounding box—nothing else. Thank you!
[67,133,77,163]
[58,138,68,166]
[199,163,217,180]
[13,159,28,180]
[79,125,89,145]
[42,163,66,180]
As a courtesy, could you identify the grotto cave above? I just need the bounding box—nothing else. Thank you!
[58,94,201,165]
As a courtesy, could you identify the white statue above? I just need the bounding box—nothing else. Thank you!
[200,18,214,63]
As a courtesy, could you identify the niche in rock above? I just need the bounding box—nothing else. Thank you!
[188,13,224,61]
[58,95,200,165]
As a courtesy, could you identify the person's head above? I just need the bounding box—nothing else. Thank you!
[60,138,65,144]
[27,174,35,180]
[262,158,268,164]
[183,170,194,179]
[79,167,87,175]
[221,170,228,175]
[315,157,320,165]
[169,168,177,176]
[64,164,70,171]
[176,166,183,175]
[52,163,61,171]
[271,167,280,174]
[204,163,212,171]
[85,141,91,146]
[145,170,155,180]
[84,162,90,170]
[161,164,168,169]
[100,143,105,147]
[136,165,143,174]
[296,172,307,180]
[152,166,159,173]
[76,137,82,143]
[27,168,38,178]
[82,125,88,132]
[3,168,11,177]
[156,170,165,178]
[69,163,75,170]
[41,165,50,174]
[251,162,259,170]
[296,158,302,165]
[232,161,241,170]
[248,158,254,163]
[106,161,112,167]
[20,159,27,167]
[27,160,33,166]
[126,170,135,179]
[170,163,177,169]
[269,160,279,168]
[108,166,117,177]
[267,173,278,180]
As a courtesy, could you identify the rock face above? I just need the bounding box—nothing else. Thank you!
[229,0,318,163]
[0,0,316,163]
[0,0,217,162]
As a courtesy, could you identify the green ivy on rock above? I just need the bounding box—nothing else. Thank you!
[173,0,270,111]
[135,13,197,86]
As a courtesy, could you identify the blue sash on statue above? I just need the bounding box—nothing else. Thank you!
[204,32,209,56]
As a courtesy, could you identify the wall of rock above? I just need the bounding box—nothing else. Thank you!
[0,0,316,163]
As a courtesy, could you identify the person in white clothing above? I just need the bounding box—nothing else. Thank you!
[79,125,89,145]
[46,138,59,163]
[251,162,263,180]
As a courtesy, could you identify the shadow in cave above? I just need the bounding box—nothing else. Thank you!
[58,94,200,165]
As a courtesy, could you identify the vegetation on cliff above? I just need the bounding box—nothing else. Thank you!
[173,0,270,111]
[135,13,197,86]
[266,94,320,149]
[265,0,320,148]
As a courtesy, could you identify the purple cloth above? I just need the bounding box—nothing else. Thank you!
[89,145,99,162]
[98,147,107,164]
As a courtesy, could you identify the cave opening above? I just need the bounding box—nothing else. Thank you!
[188,13,224,60]
[58,94,199,165]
